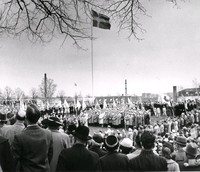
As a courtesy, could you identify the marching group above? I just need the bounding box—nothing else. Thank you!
[0,101,200,171]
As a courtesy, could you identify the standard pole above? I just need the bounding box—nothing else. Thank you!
[91,16,94,103]
[44,73,47,109]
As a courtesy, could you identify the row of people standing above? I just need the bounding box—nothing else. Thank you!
[78,106,151,129]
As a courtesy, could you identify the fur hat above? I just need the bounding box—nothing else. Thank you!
[120,138,133,148]
[16,109,26,120]
[104,135,119,151]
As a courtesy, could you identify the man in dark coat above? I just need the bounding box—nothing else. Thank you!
[89,133,107,157]
[12,104,53,172]
[56,125,100,171]
[0,135,16,172]
[99,135,129,171]
[129,131,168,171]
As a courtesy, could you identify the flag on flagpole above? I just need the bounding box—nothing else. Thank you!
[20,100,25,111]
[113,98,117,107]
[158,94,172,107]
[76,99,81,110]
[82,98,87,110]
[91,9,111,30]
[103,99,107,109]
[95,99,100,109]
[128,97,133,106]
[63,99,69,108]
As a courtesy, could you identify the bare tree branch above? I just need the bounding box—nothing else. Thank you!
[0,0,183,47]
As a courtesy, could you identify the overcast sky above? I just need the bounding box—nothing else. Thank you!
[1,0,200,97]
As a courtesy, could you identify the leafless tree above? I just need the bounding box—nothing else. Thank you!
[30,87,38,99]
[3,86,13,101]
[14,87,25,100]
[57,90,66,102]
[39,77,57,100]
[0,0,181,47]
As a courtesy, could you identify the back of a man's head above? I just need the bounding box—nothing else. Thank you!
[141,131,155,150]
[26,104,41,124]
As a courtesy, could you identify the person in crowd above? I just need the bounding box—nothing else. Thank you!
[0,135,16,172]
[12,104,53,172]
[89,133,107,157]
[127,133,142,160]
[1,108,25,145]
[129,131,168,171]
[66,124,77,145]
[172,135,187,171]
[181,142,200,171]
[132,126,138,144]
[0,112,7,136]
[46,117,71,172]
[99,135,129,171]
[119,137,133,154]
[56,126,100,171]
[127,128,133,140]
[162,142,180,172]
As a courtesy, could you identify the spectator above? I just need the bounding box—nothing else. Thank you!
[12,104,53,172]
[127,133,142,160]
[119,137,133,154]
[46,117,71,172]
[129,131,168,171]
[89,133,107,157]
[162,142,180,172]
[0,112,7,136]
[99,135,129,171]
[0,135,16,172]
[1,108,25,145]
[56,126,100,171]
[172,135,187,171]
[66,124,77,145]
[182,142,200,171]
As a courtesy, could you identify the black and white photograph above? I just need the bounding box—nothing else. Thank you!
[1,0,200,171]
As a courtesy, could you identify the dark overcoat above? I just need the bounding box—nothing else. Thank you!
[99,151,129,171]
[56,143,100,171]
[12,125,53,172]
[129,149,168,171]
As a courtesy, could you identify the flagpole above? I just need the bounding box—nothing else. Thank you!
[91,14,94,103]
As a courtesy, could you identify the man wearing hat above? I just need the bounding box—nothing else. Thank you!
[99,135,129,171]
[129,131,168,171]
[119,137,133,154]
[56,125,100,171]
[172,135,187,170]
[89,133,107,157]
[12,104,53,172]
[46,117,71,172]
[1,108,25,145]
[181,142,200,171]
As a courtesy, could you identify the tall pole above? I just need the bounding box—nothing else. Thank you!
[44,73,47,109]
[125,79,127,96]
[91,16,94,104]
[125,79,127,104]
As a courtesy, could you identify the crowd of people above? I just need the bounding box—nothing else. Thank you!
[0,100,200,171]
